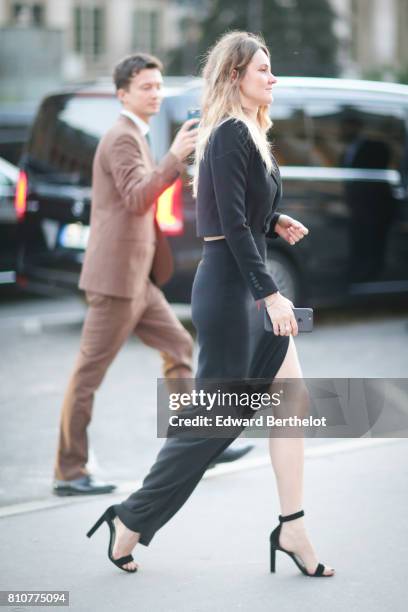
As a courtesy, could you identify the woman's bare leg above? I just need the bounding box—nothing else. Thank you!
[111,518,140,572]
[269,335,335,576]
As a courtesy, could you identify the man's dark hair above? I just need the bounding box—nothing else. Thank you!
[113,53,163,90]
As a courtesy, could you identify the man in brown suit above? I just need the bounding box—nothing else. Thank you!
[52,53,198,495]
[53,53,253,496]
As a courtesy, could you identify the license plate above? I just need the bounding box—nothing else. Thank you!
[59,223,90,249]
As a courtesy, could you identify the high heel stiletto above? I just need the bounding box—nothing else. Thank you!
[269,510,334,577]
[86,505,137,573]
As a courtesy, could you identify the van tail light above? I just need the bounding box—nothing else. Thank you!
[156,177,184,236]
[14,170,28,221]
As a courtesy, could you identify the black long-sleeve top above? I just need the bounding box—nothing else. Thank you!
[196,117,282,300]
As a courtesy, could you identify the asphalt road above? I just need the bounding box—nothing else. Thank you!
[0,438,407,612]
[1,291,408,612]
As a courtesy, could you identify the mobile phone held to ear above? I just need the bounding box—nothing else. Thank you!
[187,108,201,127]
[264,307,313,333]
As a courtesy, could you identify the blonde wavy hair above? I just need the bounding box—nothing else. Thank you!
[192,31,274,197]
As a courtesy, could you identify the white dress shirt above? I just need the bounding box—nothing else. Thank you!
[120,109,150,136]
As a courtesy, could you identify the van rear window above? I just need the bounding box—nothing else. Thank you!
[24,94,120,186]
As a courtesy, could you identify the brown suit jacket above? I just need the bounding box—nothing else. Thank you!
[79,114,185,298]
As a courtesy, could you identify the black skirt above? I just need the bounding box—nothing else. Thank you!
[192,234,289,380]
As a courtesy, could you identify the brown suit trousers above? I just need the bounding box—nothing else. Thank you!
[54,283,193,481]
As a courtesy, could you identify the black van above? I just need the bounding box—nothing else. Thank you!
[16,77,408,305]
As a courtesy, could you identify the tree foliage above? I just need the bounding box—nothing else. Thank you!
[166,0,339,77]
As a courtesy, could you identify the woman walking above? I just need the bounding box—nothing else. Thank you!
[87,31,335,578]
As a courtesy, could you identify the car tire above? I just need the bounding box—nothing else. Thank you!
[266,250,301,305]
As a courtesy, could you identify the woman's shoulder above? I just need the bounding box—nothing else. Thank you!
[213,116,250,136]
[210,116,252,153]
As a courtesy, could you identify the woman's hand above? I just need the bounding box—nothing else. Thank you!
[265,292,298,336]
[275,214,309,246]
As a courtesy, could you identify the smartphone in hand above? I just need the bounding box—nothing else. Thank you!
[264,307,313,333]
[187,108,201,127]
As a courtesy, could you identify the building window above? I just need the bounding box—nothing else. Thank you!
[73,4,106,60]
[132,9,159,54]
[11,2,45,26]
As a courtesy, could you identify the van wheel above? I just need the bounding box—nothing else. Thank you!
[266,251,300,304]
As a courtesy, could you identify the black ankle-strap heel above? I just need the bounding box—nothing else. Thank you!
[87,506,138,573]
[269,510,334,577]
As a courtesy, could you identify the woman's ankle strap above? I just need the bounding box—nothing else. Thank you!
[279,510,304,523]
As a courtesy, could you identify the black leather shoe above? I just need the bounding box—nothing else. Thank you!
[208,444,254,469]
[53,475,117,497]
